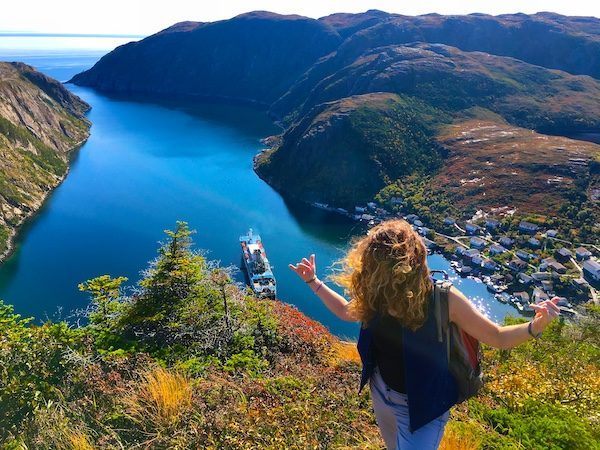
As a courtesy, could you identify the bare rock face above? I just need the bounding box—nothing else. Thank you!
[0,62,90,257]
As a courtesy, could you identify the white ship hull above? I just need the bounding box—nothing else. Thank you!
[239,229,276,299]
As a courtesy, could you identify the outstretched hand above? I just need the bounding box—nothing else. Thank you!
[289,254,317,282]
[529,297,561,335]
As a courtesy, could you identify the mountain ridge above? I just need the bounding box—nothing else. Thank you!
[0,62,90,260]
[71,10,600,240]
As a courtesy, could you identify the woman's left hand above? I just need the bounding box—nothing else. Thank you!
[288,254,317,283]
[530,297,561,336]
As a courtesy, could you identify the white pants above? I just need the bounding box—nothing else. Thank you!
[370,367,449,450]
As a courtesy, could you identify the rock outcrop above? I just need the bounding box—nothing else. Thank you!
[0,62,90,258]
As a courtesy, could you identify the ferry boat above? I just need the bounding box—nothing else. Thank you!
[239,229,276,299]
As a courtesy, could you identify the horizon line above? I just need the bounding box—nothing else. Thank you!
[0,31,146,38]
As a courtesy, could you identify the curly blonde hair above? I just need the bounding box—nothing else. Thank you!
[331,219,432,330]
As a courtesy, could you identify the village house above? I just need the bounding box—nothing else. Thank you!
[519,221,539,234]
[516,250,531,261]
[465,223,482,235]
[482,259,498,272]
[533,287,549,303]
[509,259,528,272]
[546,229,559,238]
[418,227,431,237]
[540,257,554,272]
[490,274,505,284]
[444,217,456,226]
[528,237,541,249]
[518,273,533,285]
[471,255,484,267]
[489,244,507,255]
[547,260,567,274]
[498,236,514,248]
[470,236,487,250]
[583,259,600,285]
[572,277,589,290]
[531,272,552,282]
[540,279,554,293]
[513,291,530,304]
[575,247,592,261]
[463,249,480,265]
[405,214,419,223]
[485,219,500,231]
[555,248,572,263]
[460,266,473,275]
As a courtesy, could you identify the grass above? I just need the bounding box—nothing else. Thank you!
[124,366,193,429]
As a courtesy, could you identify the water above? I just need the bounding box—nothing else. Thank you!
[0,35,517,339]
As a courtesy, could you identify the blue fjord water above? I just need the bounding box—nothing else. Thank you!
[0,36,516,339]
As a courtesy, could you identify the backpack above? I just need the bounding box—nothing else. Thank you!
[431,270,483,403]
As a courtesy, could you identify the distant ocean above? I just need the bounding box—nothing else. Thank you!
[0,34,141,81]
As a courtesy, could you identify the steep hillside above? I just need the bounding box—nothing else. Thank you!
[256,93,449,206]
[0,62,90,258]
[272,42,600,135]
[70,11,341,105]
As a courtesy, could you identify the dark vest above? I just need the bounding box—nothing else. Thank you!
[357,294,458,432]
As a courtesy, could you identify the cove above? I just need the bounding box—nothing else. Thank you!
[0,40,517,339]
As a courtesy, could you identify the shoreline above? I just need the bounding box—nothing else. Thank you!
[0,135,90,265]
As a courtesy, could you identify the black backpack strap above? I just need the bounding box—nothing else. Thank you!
[433,279,452,365]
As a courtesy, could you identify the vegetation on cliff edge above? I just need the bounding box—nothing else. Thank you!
[0,223,598,448]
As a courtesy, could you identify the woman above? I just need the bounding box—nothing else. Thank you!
[289,219,560,450]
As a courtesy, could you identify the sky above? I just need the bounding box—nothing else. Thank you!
[1,0,599,36]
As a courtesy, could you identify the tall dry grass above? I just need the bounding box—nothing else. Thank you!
[27,404,97,450]
[124,366,193,430]
[328,340,361,366]
[439,421,483,450]
[65,431,96,450]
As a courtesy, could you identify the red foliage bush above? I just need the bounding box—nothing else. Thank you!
[268,300,336,363]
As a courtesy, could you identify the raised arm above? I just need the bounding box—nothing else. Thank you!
[448,286,560,349]
[289,254,357,322]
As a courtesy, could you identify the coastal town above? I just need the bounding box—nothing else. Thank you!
[310,200,599,318]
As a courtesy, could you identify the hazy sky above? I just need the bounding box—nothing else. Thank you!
[2,0,599,36]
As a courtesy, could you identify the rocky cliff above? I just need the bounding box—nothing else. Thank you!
[0,62,90,258]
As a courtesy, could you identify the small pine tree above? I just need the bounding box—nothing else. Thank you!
[78,275,127,331]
